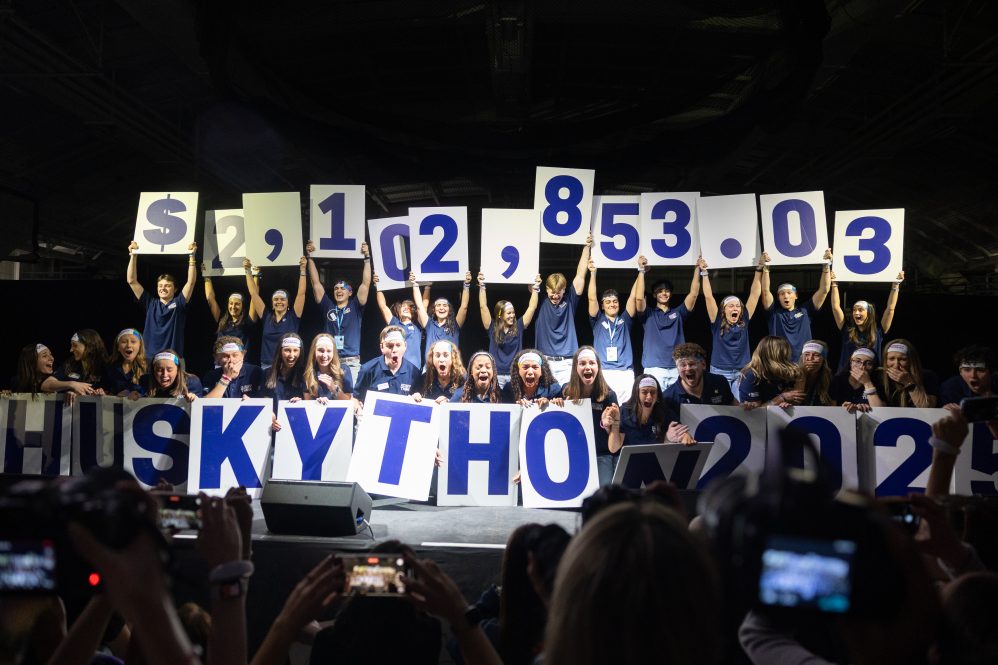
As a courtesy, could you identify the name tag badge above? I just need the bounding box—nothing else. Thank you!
[794,312,803,319]
[606,346,618,363]
[376,382,390,390]
[241,385,253,393]
[334,335,345,350]
[669,312,677,320]
[167,302,177,310]
[401,383,411,392]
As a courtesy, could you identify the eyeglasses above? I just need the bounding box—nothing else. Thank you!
[676,361,701,370]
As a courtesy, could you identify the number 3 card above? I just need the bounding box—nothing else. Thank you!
[242,192,305,267]
[832,209,904,283]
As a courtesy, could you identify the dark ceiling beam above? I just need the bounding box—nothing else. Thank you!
[486,0,532,120]
[111,0,209,77]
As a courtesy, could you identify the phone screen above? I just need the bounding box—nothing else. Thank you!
[758,535,855,613]
[155,494,202,530]
[0,538,57,593]
[339,554,409,596]
[960,396,998,423]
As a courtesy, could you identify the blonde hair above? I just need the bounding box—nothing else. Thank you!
[422,341,467,394]
[303,333,346,397]
[879,338,926,407]
[741,336,801,384]
[545,273,567,292]
[492,300,518,345]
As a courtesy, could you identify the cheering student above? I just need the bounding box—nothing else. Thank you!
[535,234,592,386]
[873,339,938,408]
[738,336,803,410]
[635,256,702,391]
[373,273,427,369]
[305,239,371,384]
[258,333,307,402]
[701,255,763,393]
[502,349,564,407]
[354,325,421,402]
[104,329,147,396]
[136,349,201,401]
[760,248,833,360]
[477,271,542,387]
[562,346,622,486]
[829,347,880,413]
[586,257,640,402]
[411,271,472,361]
[58,329,108,392]
[939,345,997,407]
[617,374,691,448]
[202,337,262,399]
[829,269,904,370]
[794,340,834,406]
[14,343,96,396]
[414,340,467,403]
[126,240,197,362]
[202,262,257,350]
[661,343,734,432]
[245,257,307,370]
[452,351,504,403]
[302,333,354,403]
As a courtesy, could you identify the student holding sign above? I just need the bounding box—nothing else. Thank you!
[873,339,938,408]
[104,329,147,396]
[202,262,258,352]
[830,270,904,371]
[586,259,640,402]
[661,343,734,428]
[451,351,504,403]
[305,239,372,384]
[415,340,466,403]
[373,273,426,369]
[502,349,564,407]
[702,256,763,393]
[246,257,307,371]
[302,333,354,402]
[137,350,201,400]
[563,346,621,486]
[126,240,197,362]
[635,256,702,392]
[477,271,542,386]
[760,249,833,361]
[535,234,592,386]
[354,325,421,401]
[411,271,473,360]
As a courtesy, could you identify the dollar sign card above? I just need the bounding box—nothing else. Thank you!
[133,192,199,255]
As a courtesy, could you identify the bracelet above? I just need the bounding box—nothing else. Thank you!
[532,286,540,293]
[763,267,769,273]
[755,267,763,272]
[699,270,708,277]
[463,283,470,289]
[637,267,647,273]
[204,276,211,281]
[929,435,961,456]
[891,284,900,290]
[903,383,916,391]
[299,272,306,277]
[863,387,877,396]
[219,376,232,386]
[209,559,254,584]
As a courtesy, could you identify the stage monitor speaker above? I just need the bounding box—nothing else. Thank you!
[260,479,373,537]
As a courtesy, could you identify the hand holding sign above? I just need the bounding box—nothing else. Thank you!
[133,192,199,255]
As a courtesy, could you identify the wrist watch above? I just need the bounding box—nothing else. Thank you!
[452,604,482,634]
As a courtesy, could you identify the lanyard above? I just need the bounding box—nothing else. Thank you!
[604,316,621,345]
[333,306,346,333]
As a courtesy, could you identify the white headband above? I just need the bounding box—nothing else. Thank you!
[639,377,660,389]
[853,300,871,311]
[852,348,876,360]
[272,289,288,299]
[576,348,598,362]
[281,337,302,349]
[503,302,515,312]
[802,342,826,356]
[383,331,405,344]
[518,352,542,367]
[35,344,48,354]
[960,362,987,370]
[469,351,494,366]
[886,343,908,356]
[431,340,451,354]
[70,333,81,343]
[721,296,741,307]
[433,298,449,307]
[315,335,336,347]
[220,342,243,353]
[116,328,141,341]
[154,352,179,365]
[228,293,243,301]
[776,283,796,293]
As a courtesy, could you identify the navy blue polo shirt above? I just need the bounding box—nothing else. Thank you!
[103,364,141,396]
[766,300,817,361]
[488,318,525,376]
[535,287,580,357]
[829,372,869,406]
[139,291,188,360]
[260,309,300,368]
[501,380,563,403]
[256,372,306,402]
[390,316,424,369]
[450,387,501,403]
[319,294,364,358]
[202,364,263,398]
[354,357,420,401]
[636,303,689,369]
[663,373,735,422]
[620,405,663,446]
[313,369,355,399]
[939,374,998,407]
[710,316,751,371]
[590,311,633,370]
[424,319,460,362]
[738,369,794,405]
[837,325,884,372]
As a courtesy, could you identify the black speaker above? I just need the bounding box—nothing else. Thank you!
[260,479,373,537]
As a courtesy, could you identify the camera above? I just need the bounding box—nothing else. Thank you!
[699,426,905,618]
[337,553,411,596]
[153,492,202,531]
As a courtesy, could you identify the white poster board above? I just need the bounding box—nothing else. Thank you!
[681,404,768,489]
[765,406,860,491]
[203,209,246,277]
[72,396,118,476]
[437,403,520,507]
[122,398,192,490]
[188,398,274,497]
[409,207,468,283]
[480,209,540,285]
[309,185,367,259]
[534,166,595,244]
[640,192,701,266]
[759,191,829,266]
[590,195,641,269]
[518,401,598,508]
[953,421,998,496]
[832,209,905,283]
[696,194,760,269]
[133,192,199,255]
[0,394,72,476]
[611,443,713,490]
[857,407,945,496]
[242,192,304,267]
[367,216,411,291]
[273,401,354,482]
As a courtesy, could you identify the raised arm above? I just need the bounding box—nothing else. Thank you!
[830,270,845,329]
[630,256,646,316]
[478,272,492,329]
[683,260,701,311]
[305,240,325,304]
[373,274,393,324]
[293,256,307,317]
[572,233,593,295]
[701,258,718,323]
[203,263,222,322]
[126,241,144,299]
[759,252,773,309]
[522,274,542,327]
[356,242,372,305]
[881,271,903,333]
[244,259,265,319]
[746,257,763,319]
[587,260,599,317]
[455,271,472,327]
[180,242,198,303]
[412,273,430,327]
[811,248,833,310]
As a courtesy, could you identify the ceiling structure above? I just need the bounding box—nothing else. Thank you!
[1,0,996,292]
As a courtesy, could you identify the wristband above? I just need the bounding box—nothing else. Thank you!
[204,276,212,281]
[219,376,232,386]
[863,387,877,396]
[699,270,708,277]
[762,267,769,272]
[532,286,540,293]
[299,272,306,277]
[637,267,647,273]
[209,559,254,583]
[463,283,470,289]
[929,436,961,456]
[755,267,763,272]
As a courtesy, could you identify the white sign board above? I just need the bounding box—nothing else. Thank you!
[832,209,904,283]
[696,194,760,269]
[759,191,829,266]
[681,404,768,489]
[242,192,304,267]
[203,209,246,277]
[480,209,540,285]
[273,401,354,482]
[437,403,520,507]
[640,192,701,266]
[309,185,367,259]
[857,407,944,496]
[133,192,199,255]
[534,166,595,245]
[590,195,641,269]
[518,401,598,508]
[188,399,274,497]
[0,394,72,476]
[368,216,411,291]
[765,406,860,491]
[122,398,192,490]
[611,443,713,490]
[409,207,469,283]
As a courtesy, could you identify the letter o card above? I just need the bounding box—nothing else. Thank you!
[518,401,598,508]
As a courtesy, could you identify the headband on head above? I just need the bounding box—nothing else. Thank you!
[469,351,494,366]
[852,348,876,360]
[433,297,449,307]
[281,337,302,349]
[70,333,81,343]
[639,377,660,390]
[333,281,353,293]
[802,342,827,357]
[154,352,180,365]
[776,283,797,294]
[116,328,142,341]
[35,344,48,354]
[382,331,405,344]
[721,296,742,307]
[853,300,871,311]
[431,340,452,354]
[886,343,909,356]
[503,302,515,312]
[272,289,288,300]
[228,293,243,301]
[960,362,987,370]
[576,348,598,362]
[315,335,336,347]
[518,352,542,367]
[220,342,244,354]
